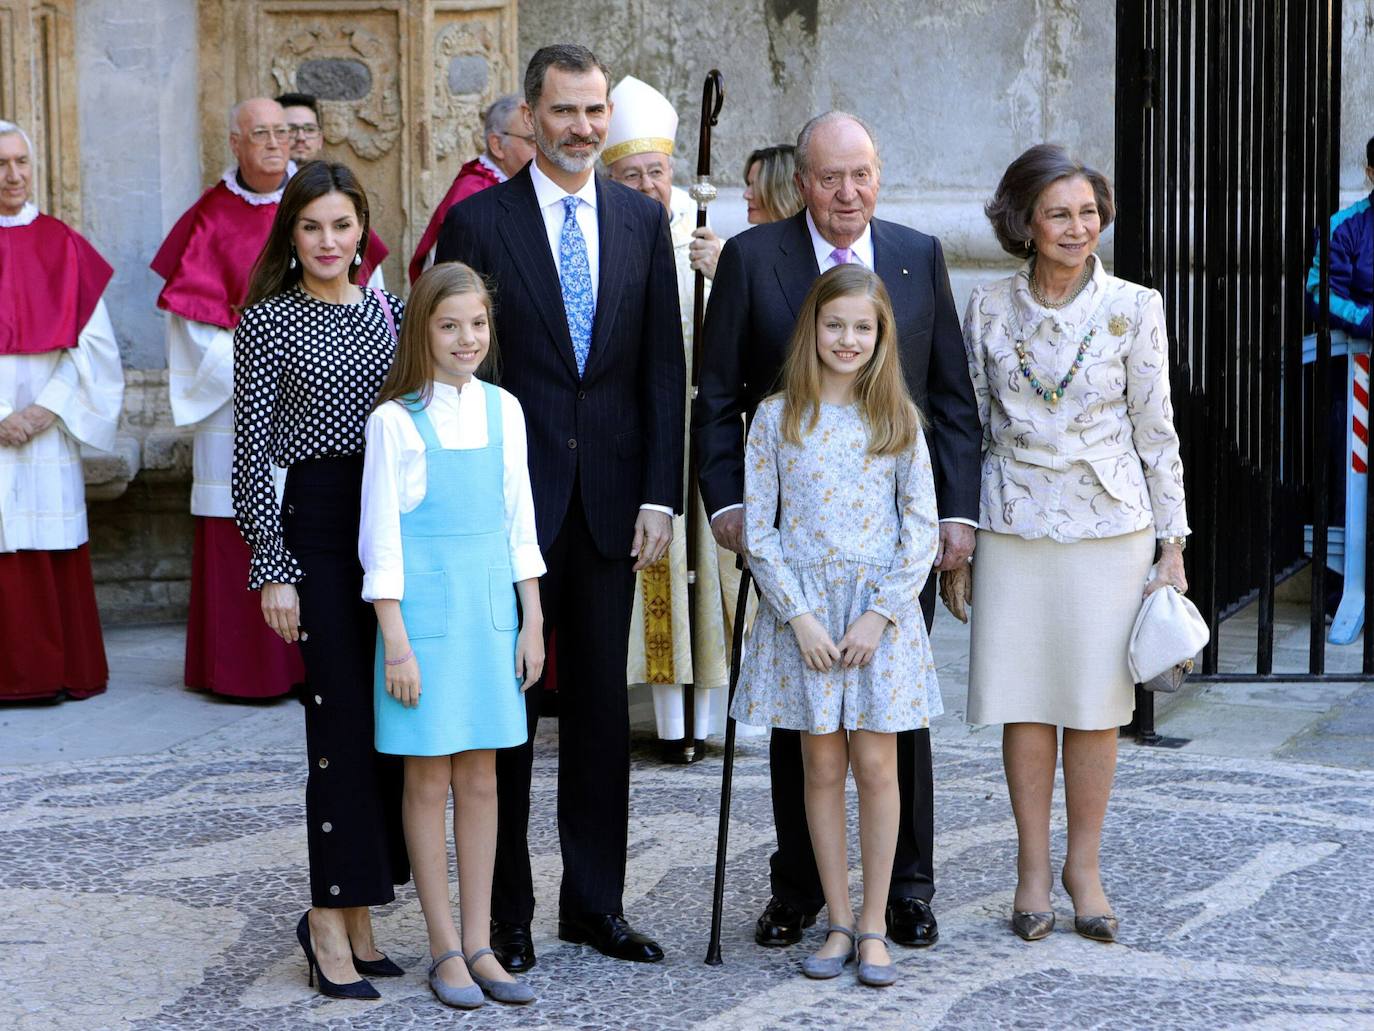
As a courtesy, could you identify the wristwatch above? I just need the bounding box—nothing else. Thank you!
[1159,535,1187,551]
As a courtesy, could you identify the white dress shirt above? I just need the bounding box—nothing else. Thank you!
[806,210,874,271]
[528,159,599,306]
[359,378,546,602]
[527,159,670,518]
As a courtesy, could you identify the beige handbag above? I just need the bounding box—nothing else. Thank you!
[1128,567,1210,693]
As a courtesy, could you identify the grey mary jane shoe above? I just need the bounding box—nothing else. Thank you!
[800,925,855,979]
[855,932,898,987]
[428,950,485,1009]
[466,947,536,1004]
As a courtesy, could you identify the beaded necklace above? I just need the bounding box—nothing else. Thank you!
[1015,258,1097,407]
[1014,326,1096,407]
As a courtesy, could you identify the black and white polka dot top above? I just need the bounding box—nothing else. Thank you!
[231,285,403,589]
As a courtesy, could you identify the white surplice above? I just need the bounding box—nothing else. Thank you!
[0,207,123,552]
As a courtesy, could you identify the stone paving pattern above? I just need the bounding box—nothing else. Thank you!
[3,726,1373,1029]
[4,601,1374,1029]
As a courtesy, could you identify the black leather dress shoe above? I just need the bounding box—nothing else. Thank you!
[558,913,664,962]
[754,897,819,947]
[490,919,536,973]
[886,897,939,947]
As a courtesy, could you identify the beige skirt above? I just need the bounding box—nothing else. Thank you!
[967,528,1154,730]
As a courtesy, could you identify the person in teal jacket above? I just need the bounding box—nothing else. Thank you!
[1308,136,1373,339]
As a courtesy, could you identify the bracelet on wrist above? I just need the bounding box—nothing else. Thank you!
[384,648,413,667]
[1159,535,1187,552]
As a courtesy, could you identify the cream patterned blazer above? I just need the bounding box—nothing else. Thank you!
[962,255,1189,543]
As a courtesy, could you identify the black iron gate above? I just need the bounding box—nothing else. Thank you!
[1114,0,1359,708]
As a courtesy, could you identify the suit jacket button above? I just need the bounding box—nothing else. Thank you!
[568,438,578,449]
[577,390,586,401]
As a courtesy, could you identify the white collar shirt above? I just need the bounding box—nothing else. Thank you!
[529,159,600,306]
[806,210,875,272]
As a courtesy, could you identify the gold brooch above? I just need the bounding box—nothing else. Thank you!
[1107,313,1129,336]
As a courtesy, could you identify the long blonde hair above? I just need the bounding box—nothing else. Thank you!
[777,264,921,455]
[373,262,498,410]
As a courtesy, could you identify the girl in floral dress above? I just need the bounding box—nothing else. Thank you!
[732,264,942,988]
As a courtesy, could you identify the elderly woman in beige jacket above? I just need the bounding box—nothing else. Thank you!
[948,144,1189,944]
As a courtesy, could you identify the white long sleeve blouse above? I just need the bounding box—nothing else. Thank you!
[359,378,545,602]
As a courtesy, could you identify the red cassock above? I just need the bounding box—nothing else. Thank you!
[150,179,389,699]
[408,157,503,284]
[0,214,115,701]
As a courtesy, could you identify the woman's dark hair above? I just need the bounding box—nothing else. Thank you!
[984,143,1115,258]
[1366,134,1374,169]
[242,161,371,308]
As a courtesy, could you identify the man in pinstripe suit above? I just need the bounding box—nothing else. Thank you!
[435,43,684,969]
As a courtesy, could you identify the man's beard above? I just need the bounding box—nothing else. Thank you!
[534,122,603,174]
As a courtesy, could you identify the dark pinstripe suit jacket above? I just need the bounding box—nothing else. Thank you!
[435,164,685,559]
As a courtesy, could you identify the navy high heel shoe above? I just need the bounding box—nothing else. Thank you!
[352,952,404,978]
[296,912,381,1000]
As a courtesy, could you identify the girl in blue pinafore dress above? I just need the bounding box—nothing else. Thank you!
[360,263,545,1009]
[731,265,941,989]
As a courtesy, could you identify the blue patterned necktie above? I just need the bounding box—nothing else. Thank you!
[559,195,594,376]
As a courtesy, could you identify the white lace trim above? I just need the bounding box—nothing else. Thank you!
[477,152,507,183]
[0,201,39,227]
[221,162,298,206]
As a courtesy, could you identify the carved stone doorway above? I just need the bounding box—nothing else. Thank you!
[0,0,79,224]
[199,0,518,289]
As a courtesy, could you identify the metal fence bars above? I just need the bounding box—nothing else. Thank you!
[1114,0,1355,722]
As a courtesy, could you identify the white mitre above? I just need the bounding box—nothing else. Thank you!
[602,75,678,165]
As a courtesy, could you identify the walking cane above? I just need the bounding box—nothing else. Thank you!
[705,564,751,966]
[679,69,725,763]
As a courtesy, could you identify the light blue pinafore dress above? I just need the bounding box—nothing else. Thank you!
[374,384,529,756]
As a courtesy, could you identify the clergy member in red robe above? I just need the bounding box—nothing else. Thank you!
[1,122,124,701]
[150,97,385,699]
[407,93,535,283]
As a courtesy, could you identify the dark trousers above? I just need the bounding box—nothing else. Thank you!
[285,457,409,909]
[493,490,636,922]
[767,576,939,909]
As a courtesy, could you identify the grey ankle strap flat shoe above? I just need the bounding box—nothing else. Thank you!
[466,947,536,1004]
[800,925,855,979]
[427,950,485,1009]
[855,932,898,987]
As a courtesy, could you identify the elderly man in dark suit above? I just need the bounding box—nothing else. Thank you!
[694,111,981,950]
[436,43,684,969]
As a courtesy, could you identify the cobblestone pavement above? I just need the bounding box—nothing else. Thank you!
[3,607,1374,1030]
[3,723,1372,1030]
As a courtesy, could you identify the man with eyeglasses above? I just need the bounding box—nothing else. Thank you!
[409,93,537,283]
[275,92,325,163]
[150,96,387,701]
[601,75,734,766]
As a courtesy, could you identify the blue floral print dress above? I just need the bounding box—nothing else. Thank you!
[731,397,943,734]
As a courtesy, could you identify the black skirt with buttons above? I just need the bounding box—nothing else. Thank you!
[284,455,409,908]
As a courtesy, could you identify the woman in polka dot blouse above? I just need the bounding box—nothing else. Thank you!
[231,161,408,1000]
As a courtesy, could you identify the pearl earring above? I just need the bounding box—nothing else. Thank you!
[353,252,362,267]
[289,252,298,269]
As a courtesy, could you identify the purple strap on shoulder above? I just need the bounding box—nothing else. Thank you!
[370,285,398,342]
